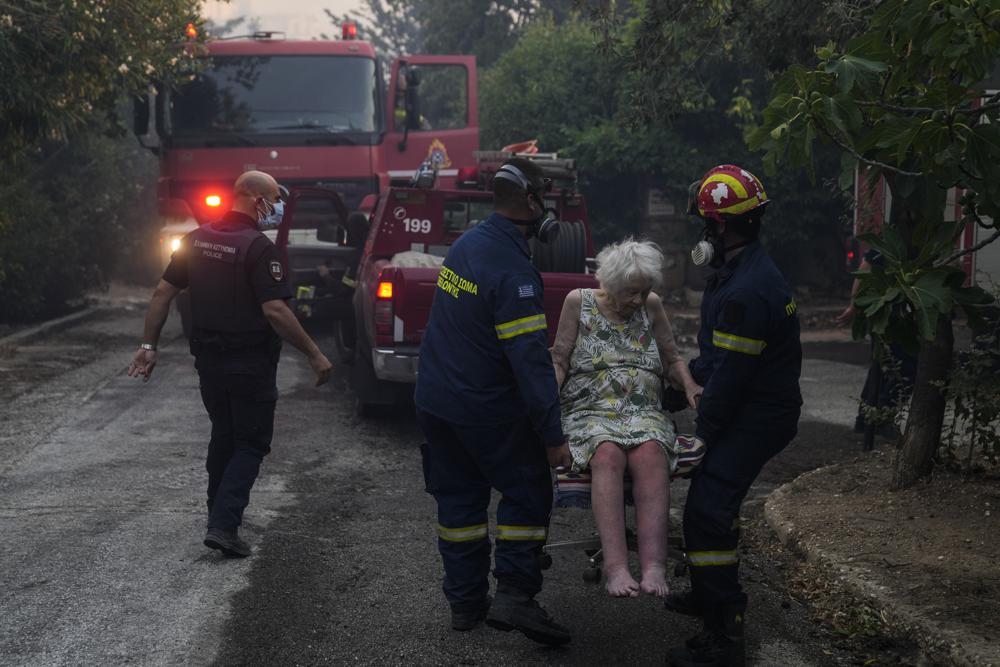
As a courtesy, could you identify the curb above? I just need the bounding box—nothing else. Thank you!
[764,468,997,667]
[0,307,103,348]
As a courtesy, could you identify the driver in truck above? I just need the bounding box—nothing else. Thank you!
[414,157,573,645]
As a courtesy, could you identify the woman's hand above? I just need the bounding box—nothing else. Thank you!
[685,383,703,410]
[834,304,855,328]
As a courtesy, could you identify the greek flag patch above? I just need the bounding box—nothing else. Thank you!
[517,284,535,299]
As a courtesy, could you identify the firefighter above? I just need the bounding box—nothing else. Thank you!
[414,158,573,645]
[127,170,333,558]
[665,165,802,667]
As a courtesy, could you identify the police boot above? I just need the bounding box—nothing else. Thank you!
[451,596,491,632]
[664,588,702,617]
[204,528,251,558]
[486,584,571,646]
[667,605,745,667]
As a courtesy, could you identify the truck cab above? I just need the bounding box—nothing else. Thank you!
[344,152,598,416]
[133,28,479,324]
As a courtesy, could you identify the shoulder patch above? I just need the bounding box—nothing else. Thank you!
[517,284,535,299]
[268,260,284,282]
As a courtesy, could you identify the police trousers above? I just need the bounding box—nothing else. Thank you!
[684,418,797,627]
[416,409,552,612]
[196,352,279,532]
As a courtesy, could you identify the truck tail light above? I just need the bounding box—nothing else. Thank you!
[205,194,222,207]
[342,22,358,40]
[374,272,394,338]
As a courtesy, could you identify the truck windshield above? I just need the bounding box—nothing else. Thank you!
[169,55,379,143]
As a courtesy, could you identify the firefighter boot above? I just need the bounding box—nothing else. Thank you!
[663,588,702,617]
[668,604,745,667]
[451,596,491,631]
[203,528,251,558]
[486,585,571,646]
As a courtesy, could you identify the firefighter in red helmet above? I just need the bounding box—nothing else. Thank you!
[666,165,803,667]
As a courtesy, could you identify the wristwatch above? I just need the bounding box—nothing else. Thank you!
[140,343,157,351]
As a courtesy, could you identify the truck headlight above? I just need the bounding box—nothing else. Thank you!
[170,237,182,253]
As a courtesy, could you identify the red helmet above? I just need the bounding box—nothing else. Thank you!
[693,165,769,223]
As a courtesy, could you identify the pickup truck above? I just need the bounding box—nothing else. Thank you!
[340,153,599,416]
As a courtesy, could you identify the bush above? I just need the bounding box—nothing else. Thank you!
[0,129,159,322]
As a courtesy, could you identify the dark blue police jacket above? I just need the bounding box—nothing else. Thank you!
[414,213,565,448]
[690,240,802,444]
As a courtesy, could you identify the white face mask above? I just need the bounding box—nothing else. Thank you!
[257,199,284,230]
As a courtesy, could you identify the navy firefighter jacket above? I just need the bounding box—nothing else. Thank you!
[414,213,565,448]
[689,240,802,444]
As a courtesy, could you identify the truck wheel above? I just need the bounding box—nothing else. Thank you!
[333,315,356,365]
[176,290,192,339]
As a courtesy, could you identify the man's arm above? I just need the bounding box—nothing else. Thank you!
[647,293,702,408]
[127,280,182,382]
[695,289,769,444]
[836,257,872,327]
[261,299,332,386]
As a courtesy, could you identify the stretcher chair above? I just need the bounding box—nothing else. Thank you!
[541,434,704,583]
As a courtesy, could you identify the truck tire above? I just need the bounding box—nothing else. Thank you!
[531,220,587,274]
[333,313,357,365]
[176,290,192,339]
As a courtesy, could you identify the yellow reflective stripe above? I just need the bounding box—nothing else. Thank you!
[341,275,357,288]
[495,314,547,340]
[437,523,488,543]
[688,550,739,567]
[496,525,547,541]
[716,193,766,216]
[702,173,748,199]
[712,330,766,356]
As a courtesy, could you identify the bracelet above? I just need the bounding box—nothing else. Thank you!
[140,343,157,351]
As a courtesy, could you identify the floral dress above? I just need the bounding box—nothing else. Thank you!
[560,289,677,473]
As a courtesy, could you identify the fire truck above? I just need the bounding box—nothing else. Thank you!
[133,24,479,326]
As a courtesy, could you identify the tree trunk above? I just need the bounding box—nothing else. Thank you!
[891,315,954,489]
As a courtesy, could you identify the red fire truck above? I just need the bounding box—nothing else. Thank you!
[133,25,479,324]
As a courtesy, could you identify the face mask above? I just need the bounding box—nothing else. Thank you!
[257,198,284,230]
[691,222,725,268]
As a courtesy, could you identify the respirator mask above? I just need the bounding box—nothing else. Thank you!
[494,164,560,243]
[691,221,726,269]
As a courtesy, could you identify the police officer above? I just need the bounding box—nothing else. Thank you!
[127,170,333,558]
[414,157,573,645]
[665,165,802,667]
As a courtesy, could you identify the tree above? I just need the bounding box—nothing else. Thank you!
[748,0,1000,488]
[0,0,206,159]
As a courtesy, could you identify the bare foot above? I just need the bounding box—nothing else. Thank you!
[640,567,670,597]
[604,567,640,597]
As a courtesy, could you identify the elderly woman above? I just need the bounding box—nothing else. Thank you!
[551,239,701,598]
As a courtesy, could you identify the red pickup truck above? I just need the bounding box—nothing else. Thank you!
[339,153,599,416]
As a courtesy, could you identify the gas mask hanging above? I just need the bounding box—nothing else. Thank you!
[494,163,560,243]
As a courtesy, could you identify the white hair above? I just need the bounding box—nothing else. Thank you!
[594,238,664,294]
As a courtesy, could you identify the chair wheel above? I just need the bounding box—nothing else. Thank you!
[538,553,553,570]
[582,567,602,583]
[674,562,688,578]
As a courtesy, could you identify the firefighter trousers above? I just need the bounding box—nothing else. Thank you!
[416,409,552,612]
[684,420,797,628]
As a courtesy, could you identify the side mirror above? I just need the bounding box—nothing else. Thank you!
[133,92,160,153]
[404,68,422,131]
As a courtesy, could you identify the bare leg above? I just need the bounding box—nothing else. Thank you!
[590,441,639,598]
[627,440,671,597]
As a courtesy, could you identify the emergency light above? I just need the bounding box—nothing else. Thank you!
[185,22,198,39]
[205,194,222,208]
[342,22,358,40]
[377,281,393,299]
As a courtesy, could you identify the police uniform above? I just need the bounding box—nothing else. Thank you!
[414,212,564,616]
[685,239,802,629]
[162,210,292,533]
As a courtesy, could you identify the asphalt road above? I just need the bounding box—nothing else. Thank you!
[0,307,886,666]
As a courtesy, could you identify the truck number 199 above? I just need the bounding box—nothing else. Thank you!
[403,218,432,234]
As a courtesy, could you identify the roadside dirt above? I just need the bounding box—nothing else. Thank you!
[766,447,1000,666]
